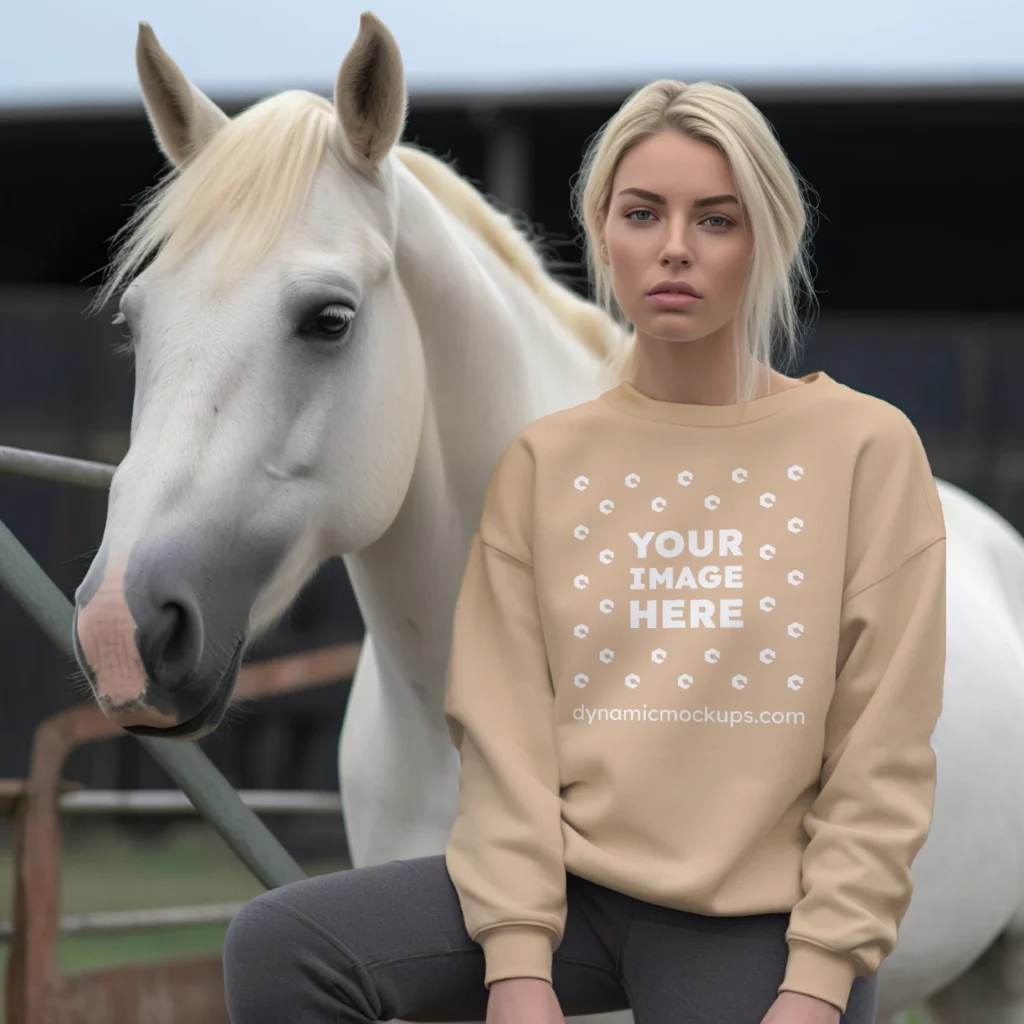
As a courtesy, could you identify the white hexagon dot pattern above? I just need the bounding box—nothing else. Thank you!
[569,464,813,701]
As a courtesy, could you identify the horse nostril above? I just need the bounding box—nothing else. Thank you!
[160,601,189,663]
[137,598,204,689]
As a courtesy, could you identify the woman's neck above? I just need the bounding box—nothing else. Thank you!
[628,326,798,406]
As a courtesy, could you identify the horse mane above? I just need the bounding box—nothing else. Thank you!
[394,145,620,361]
[95,89,621,362]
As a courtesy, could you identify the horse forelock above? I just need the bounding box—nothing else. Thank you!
[96,90,336,309]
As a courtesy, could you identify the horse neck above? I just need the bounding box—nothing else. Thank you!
[393,162,603,492]
[342,163,605,700]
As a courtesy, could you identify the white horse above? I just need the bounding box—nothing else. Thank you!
[893,481,1024,1024]
[75,13,1024,1024]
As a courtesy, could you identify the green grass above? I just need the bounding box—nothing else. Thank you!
[54,922,230,973]
[0,822,349,1021]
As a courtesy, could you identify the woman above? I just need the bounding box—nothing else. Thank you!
[223,78,945,1024]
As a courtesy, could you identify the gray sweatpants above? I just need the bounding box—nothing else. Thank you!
[222,854,879,1023]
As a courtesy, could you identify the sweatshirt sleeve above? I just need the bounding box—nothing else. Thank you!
[442,434,566,988]
[781,411,947,1010]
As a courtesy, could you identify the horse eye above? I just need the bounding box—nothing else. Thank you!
[306,304,354,340]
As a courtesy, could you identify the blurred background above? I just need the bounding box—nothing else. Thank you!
[1,0,1022,1017]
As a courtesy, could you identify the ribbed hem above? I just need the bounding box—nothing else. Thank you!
[478,924,557,988]
[780,939,860,1012]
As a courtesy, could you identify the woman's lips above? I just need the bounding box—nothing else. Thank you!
[646,292,699,309]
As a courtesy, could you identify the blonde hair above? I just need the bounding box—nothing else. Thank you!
[572,79,818,401]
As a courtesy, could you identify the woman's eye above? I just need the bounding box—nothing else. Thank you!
[626,209,655,222]
[306,304,354,340]
[702,215,732,229]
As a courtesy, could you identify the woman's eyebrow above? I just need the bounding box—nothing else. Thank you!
[694,194,739,208]
[617,187,740,209]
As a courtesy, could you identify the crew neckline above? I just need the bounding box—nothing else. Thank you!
[600,371,832,427]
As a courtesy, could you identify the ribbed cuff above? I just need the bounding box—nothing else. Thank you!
[780,939,860,1012]
[478,924,557,988]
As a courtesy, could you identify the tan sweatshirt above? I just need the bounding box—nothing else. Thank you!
[443,371,946,1012]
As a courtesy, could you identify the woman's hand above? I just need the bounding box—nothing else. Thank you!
[760,991,841,1023]
[485,977,566,1024]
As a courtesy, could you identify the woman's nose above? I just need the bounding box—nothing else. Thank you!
[659,225,693,266]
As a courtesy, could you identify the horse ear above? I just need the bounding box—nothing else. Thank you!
[334,12,407,171]
[136,22,229,166]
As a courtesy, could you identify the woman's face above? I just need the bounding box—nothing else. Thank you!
[601,130,753,346]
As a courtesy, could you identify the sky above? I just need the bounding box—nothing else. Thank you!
[3,0,1023,110]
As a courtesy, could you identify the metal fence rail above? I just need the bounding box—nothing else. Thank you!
[0,903,246,940]
[58,789,341,816]
[0,445,116,489]
[0,444,307,891]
